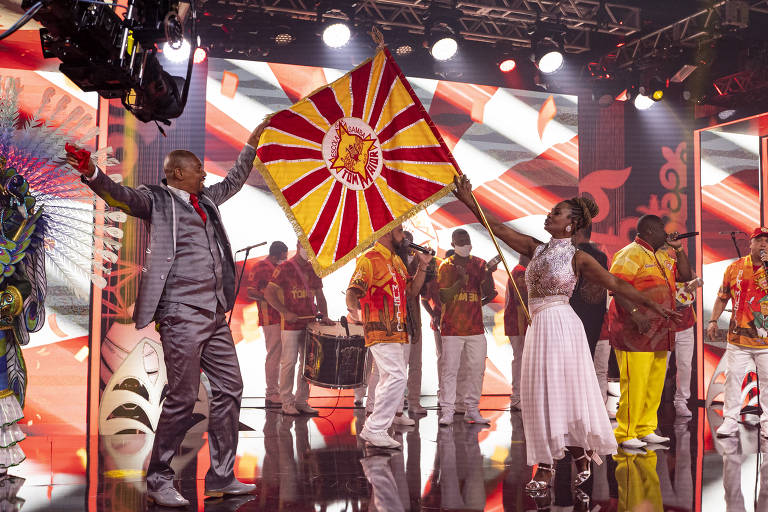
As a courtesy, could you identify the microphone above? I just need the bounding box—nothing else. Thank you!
[718,231,746,235]
[761,250,768,269]
[668,231,699,241]
[408,241,435,256]
[235,241,267,253]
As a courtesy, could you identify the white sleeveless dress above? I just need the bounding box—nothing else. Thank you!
[521,237,618,465]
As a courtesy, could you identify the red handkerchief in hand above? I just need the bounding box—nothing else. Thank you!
[65,143,91,172]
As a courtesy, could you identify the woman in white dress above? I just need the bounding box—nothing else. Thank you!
[453,176,676,491]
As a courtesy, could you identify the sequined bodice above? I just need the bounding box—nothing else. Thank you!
[525,238,578,299]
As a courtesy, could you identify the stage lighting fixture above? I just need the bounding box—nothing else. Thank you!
[431,36,458,61]
[317,1,355,49]
[193,47,207,64]
[394,43,414,56]
[634,94,655,110]
[23,0,195,125]
[531,23,566,74]
[322,22,351,48]
[424,4,461,61]
[499,58,517,72]
[163,39,191,62]
[275,32,295,46]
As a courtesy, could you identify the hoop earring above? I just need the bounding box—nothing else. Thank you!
[565,225,572,233]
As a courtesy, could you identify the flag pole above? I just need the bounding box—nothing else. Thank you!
[468,190,531,324]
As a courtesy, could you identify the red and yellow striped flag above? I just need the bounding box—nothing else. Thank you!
[256,48,461,276]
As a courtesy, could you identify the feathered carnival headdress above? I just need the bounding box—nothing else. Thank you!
[0,76,122,342]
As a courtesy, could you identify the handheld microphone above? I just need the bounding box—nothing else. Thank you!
[761,250,768,269]
[408,241,436,256]
[668,231,699,241]
[236,241,267,253]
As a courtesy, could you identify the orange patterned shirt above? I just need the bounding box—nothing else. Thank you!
[607,237,677,352]
[438,255,487,337]
[718,255,768,348]
[348,243,409,347]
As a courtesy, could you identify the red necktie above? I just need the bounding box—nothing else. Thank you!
[190,194,207,224]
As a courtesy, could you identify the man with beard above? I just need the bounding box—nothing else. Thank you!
[347,225,431,448]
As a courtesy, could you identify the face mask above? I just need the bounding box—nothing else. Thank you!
[298,246,308,260]
[454,244,472,258]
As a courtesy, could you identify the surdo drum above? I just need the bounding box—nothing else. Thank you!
[303,321,366,388]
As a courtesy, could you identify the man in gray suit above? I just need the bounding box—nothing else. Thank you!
[68,122,267,507]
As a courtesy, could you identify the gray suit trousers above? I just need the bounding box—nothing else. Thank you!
[146,302,244,491]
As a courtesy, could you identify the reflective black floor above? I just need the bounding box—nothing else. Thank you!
[6,394,768,510]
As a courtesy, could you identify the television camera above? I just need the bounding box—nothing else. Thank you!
[19,0,195,125]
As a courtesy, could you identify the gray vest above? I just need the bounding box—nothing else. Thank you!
[160,195,227,312]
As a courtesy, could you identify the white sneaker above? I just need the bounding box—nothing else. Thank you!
[641,433,670,444]
[359,429,401,449]
[281,404,301,415]
[393,414,415,426]
[717,419,739,437]
[295,404,319,415]
[439,410,454,426]
[464,410,490,425]
[674,403,692,417]
[620,438,647,449]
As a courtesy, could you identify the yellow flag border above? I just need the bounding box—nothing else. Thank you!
[255,48,461,277]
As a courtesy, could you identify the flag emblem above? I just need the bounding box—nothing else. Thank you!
[256,48,461,276]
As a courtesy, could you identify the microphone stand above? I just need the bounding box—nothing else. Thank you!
[228,247,252,327]
[730,232,742,258]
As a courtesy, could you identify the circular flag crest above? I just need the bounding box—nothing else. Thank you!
[322,117,383,191]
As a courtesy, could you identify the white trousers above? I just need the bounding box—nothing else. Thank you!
[279,329,310,407]
[722,343,768,433]
[674,326,695,405]
[367,343,410,412]
[263,324,282,402]
[594,338,611,403]
[434,330,443,401]
[509,335,524,401]
[439,334,487,414]
[364,343,408,433]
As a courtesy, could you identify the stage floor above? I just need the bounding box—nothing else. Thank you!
[4,395,765,511]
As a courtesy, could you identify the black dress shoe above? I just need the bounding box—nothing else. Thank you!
[204,480,256,497]
[147,487,190,507]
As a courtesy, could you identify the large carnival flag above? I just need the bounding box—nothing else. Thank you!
[255,47,461,276]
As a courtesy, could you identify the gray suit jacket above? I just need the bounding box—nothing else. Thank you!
[87,145,257,328]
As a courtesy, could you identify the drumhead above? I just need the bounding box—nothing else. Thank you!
[307,321,364,337]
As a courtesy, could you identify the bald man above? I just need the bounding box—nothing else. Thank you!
[69,122,267,507]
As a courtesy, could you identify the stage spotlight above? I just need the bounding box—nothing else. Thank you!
[537,50,563,74]
[425,4,461,61]
[193,47,207,64]
[531,23,566,74]
[162,39,191,63]
[634,94,654,110]
[274,31,295,46]
[395,42,414,56]
[431,36,458,61]
[499,58,517,72]
[651,88,664,101]
[323,22,351,48]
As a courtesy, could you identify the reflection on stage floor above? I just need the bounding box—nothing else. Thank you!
[6,395,768,510]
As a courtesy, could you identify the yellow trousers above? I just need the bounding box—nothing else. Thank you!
[614,449,663,512]
[614,349,667,443]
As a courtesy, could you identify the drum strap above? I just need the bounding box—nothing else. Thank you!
[289,258,318,315]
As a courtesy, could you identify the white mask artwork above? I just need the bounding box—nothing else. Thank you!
[454,244,472,258]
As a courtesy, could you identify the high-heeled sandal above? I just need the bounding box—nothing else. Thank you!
[525,463,555,493]
[572,453,592,486]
